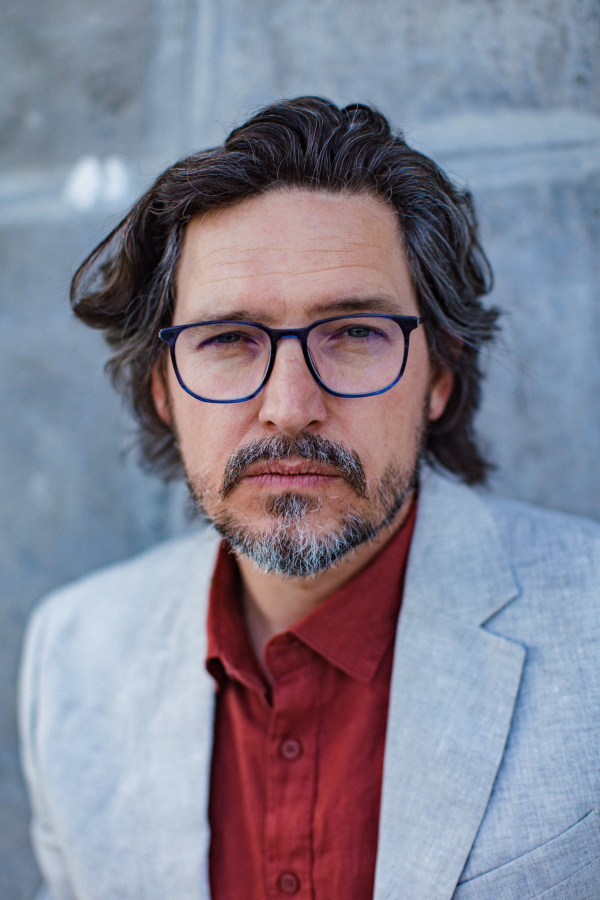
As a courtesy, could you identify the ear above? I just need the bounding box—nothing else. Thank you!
[151,360,172,425]
[428,366,454,422]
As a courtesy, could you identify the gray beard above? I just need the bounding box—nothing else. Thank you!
[189,431,419,578]
[210,466,416,578]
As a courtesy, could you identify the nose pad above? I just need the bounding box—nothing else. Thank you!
[268,334,314,385]
[268,334,310,374]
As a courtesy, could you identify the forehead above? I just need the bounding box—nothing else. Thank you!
[175,188,416,323]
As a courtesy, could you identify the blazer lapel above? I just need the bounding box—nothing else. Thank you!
[127,529,221,900]
[374,470,526,900]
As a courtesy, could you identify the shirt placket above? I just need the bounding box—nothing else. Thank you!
[263,634,321,900]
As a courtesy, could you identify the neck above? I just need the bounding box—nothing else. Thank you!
[236,492,415,666]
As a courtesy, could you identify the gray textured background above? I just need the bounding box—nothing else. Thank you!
[1,1,599,895]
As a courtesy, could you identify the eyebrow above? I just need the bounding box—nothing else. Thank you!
[309,296,402,317]
[188,296,403,326]
[190,308,281,326]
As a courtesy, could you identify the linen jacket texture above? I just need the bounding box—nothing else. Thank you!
[19,467,600,900]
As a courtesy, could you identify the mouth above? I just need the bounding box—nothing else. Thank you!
[242,459,341,490]
[219,432,368,499]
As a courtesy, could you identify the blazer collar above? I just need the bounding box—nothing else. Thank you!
[374,467,526,900]
[406,465,520,626]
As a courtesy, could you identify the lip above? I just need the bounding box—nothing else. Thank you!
[242,459,341,489]
[246,473,338,489]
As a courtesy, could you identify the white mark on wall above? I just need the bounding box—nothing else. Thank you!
[63,154,130,211]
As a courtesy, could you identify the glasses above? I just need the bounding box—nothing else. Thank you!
[158,314,424,403]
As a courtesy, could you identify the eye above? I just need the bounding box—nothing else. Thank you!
[200,330,251,349]
[196,328,266,360]
[344,325,374,338]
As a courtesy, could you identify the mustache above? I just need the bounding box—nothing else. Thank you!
[219,432,367,499]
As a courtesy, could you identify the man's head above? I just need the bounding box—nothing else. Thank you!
[72,98,498,575]
[151,189,449,575]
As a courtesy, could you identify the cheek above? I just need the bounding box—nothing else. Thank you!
[361,354,431,455]
[170,384,260,474]
[331,392,424,476]
[362,415,425,480]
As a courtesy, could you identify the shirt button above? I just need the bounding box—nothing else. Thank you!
[277,872,300,894]
[279,738,303,760]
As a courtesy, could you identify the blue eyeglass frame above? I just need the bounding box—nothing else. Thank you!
[158,313,424,403]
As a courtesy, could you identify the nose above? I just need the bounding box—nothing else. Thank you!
[258,336,328,435]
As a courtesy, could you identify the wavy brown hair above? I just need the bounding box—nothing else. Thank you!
[72,96,498,483]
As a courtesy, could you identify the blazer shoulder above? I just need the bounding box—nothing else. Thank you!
[482,492,600,597]
[484,492,600,555]
[25,527,221,663]
[419,466,600,570]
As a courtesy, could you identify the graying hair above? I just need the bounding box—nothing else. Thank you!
[71,96,498,484]
[211,468,413,578]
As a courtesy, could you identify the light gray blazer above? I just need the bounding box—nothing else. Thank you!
[19,468,600,900]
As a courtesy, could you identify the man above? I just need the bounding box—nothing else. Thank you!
[20,98,600,900]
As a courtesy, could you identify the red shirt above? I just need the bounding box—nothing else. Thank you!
[207,503,416,900]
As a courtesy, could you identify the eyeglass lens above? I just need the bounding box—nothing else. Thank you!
[173,317,408,401]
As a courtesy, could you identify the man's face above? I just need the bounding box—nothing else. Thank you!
[153,189,452,576]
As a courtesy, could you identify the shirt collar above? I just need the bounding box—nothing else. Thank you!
[206,542,266,694]
[291,501,416,681]
[206,501,416,688]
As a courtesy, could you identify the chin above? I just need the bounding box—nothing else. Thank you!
[210,495,389,579]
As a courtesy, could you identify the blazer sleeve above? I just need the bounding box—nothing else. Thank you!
[19,600,78,900]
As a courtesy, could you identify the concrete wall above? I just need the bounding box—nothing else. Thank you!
[1,1,599,895]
